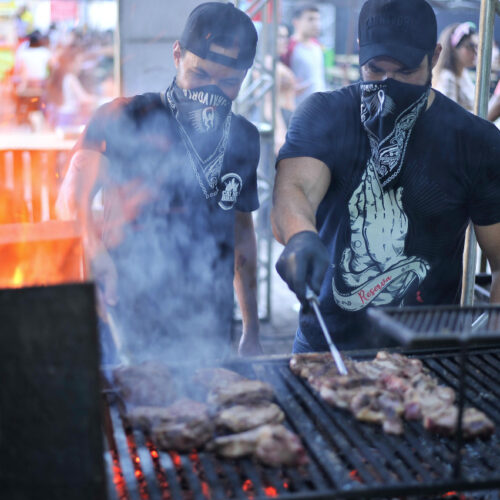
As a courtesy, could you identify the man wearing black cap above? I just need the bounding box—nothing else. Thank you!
[272,0,500,352]
[56,2,262,360]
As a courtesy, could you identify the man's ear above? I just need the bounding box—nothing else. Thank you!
[173,40,182,69]
[431,43,442,68]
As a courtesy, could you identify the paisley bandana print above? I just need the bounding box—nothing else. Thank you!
[360,79,430,189]
[164,80,232,199]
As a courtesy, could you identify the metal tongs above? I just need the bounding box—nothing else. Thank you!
[306,285,348,375]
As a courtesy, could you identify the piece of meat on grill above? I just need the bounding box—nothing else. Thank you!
[255,424,308,467]
[126,399,209,431]
[148,399,214,452]
[424,406,495,438]
[215,402,285,433]
[153,419,214,452]
[290,351,495,439]
[208,379,275,408]
[210,424,307,467]
[113,361,176,407]
[192,367,248,390]
[290,352,338,379]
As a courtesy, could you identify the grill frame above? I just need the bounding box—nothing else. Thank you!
[103,346,500,500]
[367,305,500,347]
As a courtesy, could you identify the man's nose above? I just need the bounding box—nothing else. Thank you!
[381,72,395,80]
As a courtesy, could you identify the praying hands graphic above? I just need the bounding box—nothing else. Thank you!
[333,161,429,309]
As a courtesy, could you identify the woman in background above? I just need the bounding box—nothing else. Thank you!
[433,22,477,112]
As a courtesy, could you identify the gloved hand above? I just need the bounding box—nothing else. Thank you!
[275,230,330,305]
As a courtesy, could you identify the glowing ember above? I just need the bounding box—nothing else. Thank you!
[349,469,363,483]
[264,486,278,497]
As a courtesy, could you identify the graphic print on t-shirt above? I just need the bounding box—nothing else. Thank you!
[332,161,430,311]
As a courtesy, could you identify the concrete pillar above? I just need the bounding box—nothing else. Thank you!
[118,0,221,96]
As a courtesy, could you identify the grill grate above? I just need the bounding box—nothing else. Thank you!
[367,305,500,347]
[103,348,500,499]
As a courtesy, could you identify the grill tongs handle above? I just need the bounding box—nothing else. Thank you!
[306,285,348,375]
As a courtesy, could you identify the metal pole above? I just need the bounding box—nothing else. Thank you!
[461,0,497,306]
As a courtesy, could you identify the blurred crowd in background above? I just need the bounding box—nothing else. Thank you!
[2,1,500,139]
[0,2,116,134]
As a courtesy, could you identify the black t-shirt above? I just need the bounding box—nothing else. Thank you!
[80,91,259,361]
[278,84,500,350]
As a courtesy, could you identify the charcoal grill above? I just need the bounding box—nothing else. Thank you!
[103,346,500,500]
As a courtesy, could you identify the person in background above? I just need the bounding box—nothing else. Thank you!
[56,2,262,361]
[272,0,500,353]
[44,45,99,128]
[271,24,297,154]
[285,4,326,106]
[12,30,52,128]
[432,22,477,112]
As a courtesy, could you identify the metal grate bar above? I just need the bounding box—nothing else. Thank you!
[317,402,416,484]
[276,367,387,485]
[466,356,500,400]
[239,458,267,497]
[402,420,454,476]
[179,454,208,500]
[108,406,144,500]
[220,462,249,500]
[134,434,163,500]
[256,364,350,489]
[426,357,500,420]
[157,451,184,500]
[299,386,406,485]
[197,453,228,500]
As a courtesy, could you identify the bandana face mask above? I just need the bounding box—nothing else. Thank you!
[169,79,232,135]
[360,78,430,189]
[164,79,233,199]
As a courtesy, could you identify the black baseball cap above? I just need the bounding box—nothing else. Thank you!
[180,2,258,70]
[358,0,437,68]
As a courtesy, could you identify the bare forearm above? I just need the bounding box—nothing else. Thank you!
[271,181,318,244]
[234,228,259,332]
[271,158,331,244]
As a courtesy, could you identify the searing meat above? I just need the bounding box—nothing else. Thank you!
[126,399,209,431]
[192,367,247,390]
[113,361,176,407]
[210,424,307,467]
[153,419,213,452]
[147,399,214,452]
[254,424,308,467]
[215,403,285,433]
[208,379,274,408]
[291,351,495,438]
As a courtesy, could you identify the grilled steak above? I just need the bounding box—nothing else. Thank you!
[147,399,214,452]
[215,403,285,433]
[126,399,209,431]
[153,419,213,452]
[291,351,495,438]
[208,379,275,408]
[192,367,247,390]
[113,361,176,407]
[210,424,307,467]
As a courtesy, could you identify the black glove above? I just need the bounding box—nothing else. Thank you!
[275,230,330,305]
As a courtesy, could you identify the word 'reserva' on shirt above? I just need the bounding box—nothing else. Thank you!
[76,90,260,362]
[277,83,500,351]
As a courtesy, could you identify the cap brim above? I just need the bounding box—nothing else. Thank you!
[359,43,428,68]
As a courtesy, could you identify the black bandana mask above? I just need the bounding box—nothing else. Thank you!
[169,79,232,136]
[360,78,430,189]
